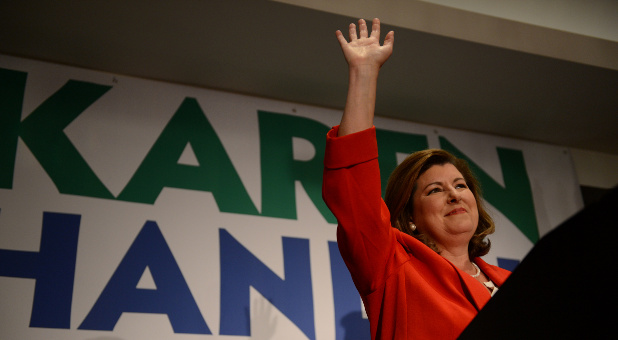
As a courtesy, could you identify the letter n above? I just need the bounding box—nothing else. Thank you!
[219,229,315,339]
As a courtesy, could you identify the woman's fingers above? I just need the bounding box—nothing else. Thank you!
[341,18,385,43]
[348,22,357,41]
[347,18,387,42]
[358,18,368,38]
[383,30,394,47]
[371,18,380,39]
[335,30,347,46]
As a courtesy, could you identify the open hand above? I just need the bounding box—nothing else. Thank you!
[336,18,394,70]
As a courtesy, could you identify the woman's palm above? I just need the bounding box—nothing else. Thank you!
[336,18,394,68]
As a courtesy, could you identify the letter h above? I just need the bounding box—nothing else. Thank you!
[0,211,80,328]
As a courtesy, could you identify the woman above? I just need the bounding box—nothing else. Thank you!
[323,18,511,339]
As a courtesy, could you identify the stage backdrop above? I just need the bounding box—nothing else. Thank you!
[0,55,583,340]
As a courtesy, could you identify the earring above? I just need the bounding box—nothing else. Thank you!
[409,222,416,232]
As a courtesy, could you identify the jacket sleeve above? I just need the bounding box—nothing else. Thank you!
[322,125,397,294]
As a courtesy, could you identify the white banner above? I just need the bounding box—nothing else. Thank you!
[0,55,583,340]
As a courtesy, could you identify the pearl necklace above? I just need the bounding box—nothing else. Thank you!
[471,263,481,278]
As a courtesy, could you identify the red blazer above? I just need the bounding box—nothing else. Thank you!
[323,126,511,340]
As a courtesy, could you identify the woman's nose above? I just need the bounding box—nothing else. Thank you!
[448,189,461,203]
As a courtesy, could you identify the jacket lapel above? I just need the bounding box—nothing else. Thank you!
[398,232,498,310]
[451,262,492,311]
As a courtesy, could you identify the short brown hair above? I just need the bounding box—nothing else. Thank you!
[384,149,494,258]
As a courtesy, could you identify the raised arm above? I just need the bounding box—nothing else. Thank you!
[336,18,394,136]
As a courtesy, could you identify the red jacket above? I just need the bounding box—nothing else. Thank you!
[323,126,511,339]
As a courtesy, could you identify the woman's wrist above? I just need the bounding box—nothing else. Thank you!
[348,63,381,80]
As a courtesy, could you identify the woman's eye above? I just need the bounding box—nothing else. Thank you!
[456,183,468,189]
[428,188,441,195]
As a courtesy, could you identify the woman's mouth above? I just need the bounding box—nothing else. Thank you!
[446,208,467,216]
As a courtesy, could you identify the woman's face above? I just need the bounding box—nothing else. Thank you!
[411,163,479,250]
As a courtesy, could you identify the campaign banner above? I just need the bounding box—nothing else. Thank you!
[0,55,583,340]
